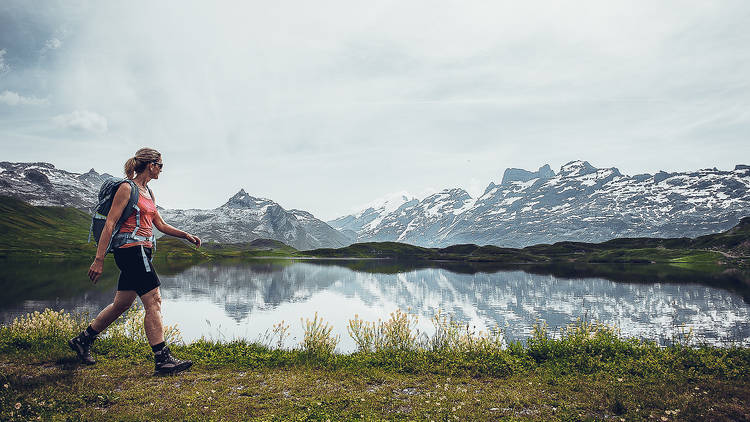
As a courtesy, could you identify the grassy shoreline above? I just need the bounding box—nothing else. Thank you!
[1,309,749,421]
[2,195,748,268]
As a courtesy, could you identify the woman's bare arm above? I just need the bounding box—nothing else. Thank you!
[151,191,201,247]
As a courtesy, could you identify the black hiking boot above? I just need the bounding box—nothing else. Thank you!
[68,334,96,365]
[154,346,192,375]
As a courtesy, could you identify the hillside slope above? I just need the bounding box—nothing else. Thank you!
[0,196,94,257]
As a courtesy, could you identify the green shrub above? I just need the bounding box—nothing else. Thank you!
[300,312,339,356]
[347,314,376,352]
[526,319,646,373]
[347,309,424,353]
[429,309,504,354]
[0,309,86,352]
[0,306,184,360]
[259,320,291,350]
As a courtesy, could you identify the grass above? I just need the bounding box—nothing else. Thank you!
[583,248,723,266]
[1,309,749,420]
[0,196,96,258]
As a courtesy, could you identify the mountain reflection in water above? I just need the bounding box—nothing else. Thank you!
[1,259,749,352]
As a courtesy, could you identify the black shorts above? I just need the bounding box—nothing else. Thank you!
[113,246,160,296]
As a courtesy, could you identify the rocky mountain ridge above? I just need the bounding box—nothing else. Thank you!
[0,162,111,211]
[327,192,417,239]
[330,160,750,247]
[159,189,350,250]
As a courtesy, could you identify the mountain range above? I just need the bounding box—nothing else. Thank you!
[329,160,750,247]
[159,189,350,250]
[1,160,749,249]
[0,162,346,250]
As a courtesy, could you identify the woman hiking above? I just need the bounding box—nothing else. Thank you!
[68,147,201,375]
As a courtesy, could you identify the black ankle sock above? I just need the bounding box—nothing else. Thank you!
[77,325,98,342]
[151,342,166,353]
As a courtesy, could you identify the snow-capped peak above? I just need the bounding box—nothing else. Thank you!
[355,190,416,216]
[421,188,474,215]
[423,188,471,202]
[221,189,277,209]
[501,164,555,185]
[558,160,598,177]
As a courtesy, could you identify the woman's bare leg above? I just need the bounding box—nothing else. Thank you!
[90,290,138,332]
[140,287,164,346]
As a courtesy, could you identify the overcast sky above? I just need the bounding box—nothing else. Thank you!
[1,1,748,220]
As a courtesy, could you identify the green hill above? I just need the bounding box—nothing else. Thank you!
[297,241,436,259]
[0,196,95,257]
[299,219,750,274]
[145,237,298,260]
[691,216,750,255]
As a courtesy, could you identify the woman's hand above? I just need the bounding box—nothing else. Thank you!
[185,233,202,248]
[88,258,104,284]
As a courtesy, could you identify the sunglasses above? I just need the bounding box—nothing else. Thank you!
[152,162,163,169]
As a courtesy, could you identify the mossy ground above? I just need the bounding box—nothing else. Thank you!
[2,348,749,421]
[1,310,749,421]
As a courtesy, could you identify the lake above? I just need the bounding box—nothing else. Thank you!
[1,258,749,352]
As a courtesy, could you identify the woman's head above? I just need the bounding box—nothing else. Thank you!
[124,147,162,180]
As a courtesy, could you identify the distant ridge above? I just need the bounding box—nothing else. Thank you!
[159,188,350,250]
[330,160,750,248]
[501,164,555,185]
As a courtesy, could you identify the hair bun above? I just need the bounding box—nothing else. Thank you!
[124,147,160,179]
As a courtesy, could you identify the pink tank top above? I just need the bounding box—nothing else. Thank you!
[118,190,156,248]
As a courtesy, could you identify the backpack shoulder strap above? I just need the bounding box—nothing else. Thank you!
[125,179,138,198]
[125,179,139,205]
[116,180,139,225]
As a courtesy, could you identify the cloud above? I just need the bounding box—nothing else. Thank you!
[0,90,49,106]
[0,49,9,73]
[45,38,61,50]
[40,38,62,56]
[52,110,108,133]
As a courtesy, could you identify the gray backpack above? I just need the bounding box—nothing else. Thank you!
[87,178,155,254]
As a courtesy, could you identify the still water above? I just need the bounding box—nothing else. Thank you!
[1,258,749,352]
